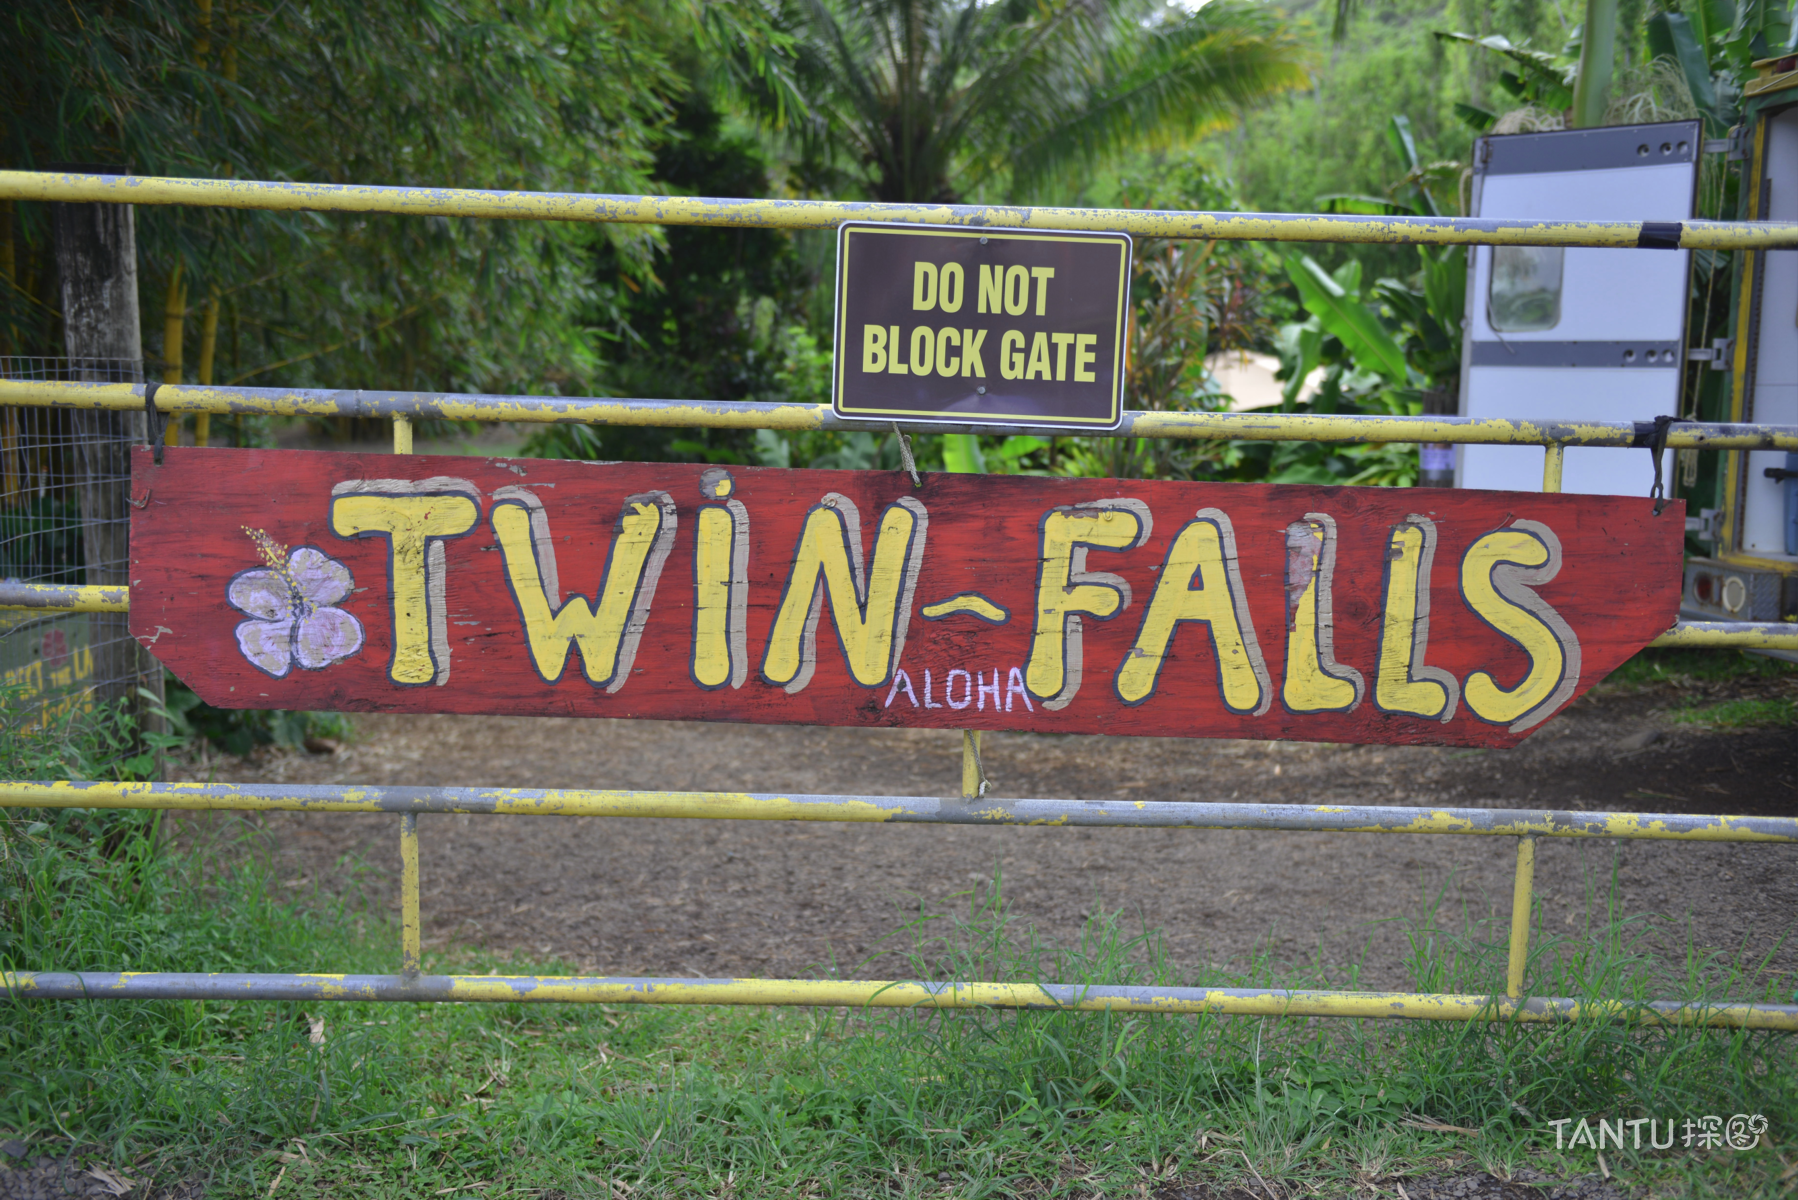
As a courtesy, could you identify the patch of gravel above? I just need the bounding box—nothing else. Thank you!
[0,1145,200,1200]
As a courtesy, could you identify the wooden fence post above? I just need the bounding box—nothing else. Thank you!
[50,163,163,753]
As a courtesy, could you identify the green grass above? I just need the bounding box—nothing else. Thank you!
[3,820,1796,1199]
[3,679,1797,1196]
[1671,697,1797,728]
[1600,646,1798,692]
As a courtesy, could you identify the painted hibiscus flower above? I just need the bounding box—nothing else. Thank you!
[228,531,365,678]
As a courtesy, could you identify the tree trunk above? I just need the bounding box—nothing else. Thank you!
[50,163,162,755]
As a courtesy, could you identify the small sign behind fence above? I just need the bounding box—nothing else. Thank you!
[831,223,1130,430]
[130,448,1682,748]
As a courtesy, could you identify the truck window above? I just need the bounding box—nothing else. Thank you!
[1489,245,1564,332]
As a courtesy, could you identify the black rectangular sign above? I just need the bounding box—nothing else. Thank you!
[831,223,1131,430]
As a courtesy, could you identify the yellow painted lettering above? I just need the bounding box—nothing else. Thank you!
[1460,520,1581,731]
[1030,266,1055,315]
[912,262,938,310]
[887,325,907,374]
[1000,330,1025,380]
[909,325,934,375]
[693,500,750,690]
[1004,265,1029,316]
[490,488,676,691]
[939,263,964,313]
[762,495,929,693]
[935,326,961,377]
[862,324,887,373]
[1280,515,1363,714]
[1051,332,1075,381]
[1026,501,1151,709]
[1117,510,1268,713]
[1075,334,1098,382]
[961,329,987,377]
[1374,516,1460,721]
[978,265,1003,314]
[330,480,480,686]
[1025,332,1052,381]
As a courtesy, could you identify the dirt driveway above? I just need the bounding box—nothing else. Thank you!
[174,664,1798,994]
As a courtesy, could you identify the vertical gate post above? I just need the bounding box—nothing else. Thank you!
[1502,448,1561,999]
[961,731,984,800]
[1542,444,1566,493]
[394,414,422,975]
[49,163,163,739]
[1506,836,1536,999]
[400,812,421,975]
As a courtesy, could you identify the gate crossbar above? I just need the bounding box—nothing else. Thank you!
[4,781,1796,841]
[5,972,1795,1030]
[6,169,1798,252]
[5,379,1798,450]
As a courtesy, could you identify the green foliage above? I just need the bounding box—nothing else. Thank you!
[0,683,173,784]
[1437,31,1578,112]
[3,0,681,394]
[1212,2,1470,279]
[0,495,88,586]
[160,676,349,759]
[1375,247,1468,390]
[718,0,1310,204]
[1286,254,1409,382]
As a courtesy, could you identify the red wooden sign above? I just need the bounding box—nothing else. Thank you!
[129,448,1683,749]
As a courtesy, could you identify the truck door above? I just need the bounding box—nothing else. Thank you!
[1459,121,1701,496]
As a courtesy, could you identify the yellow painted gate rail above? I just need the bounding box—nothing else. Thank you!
[4,169,1798,1029]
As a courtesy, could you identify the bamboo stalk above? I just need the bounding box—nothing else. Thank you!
[162,261,186,446]
[195,288,219,446]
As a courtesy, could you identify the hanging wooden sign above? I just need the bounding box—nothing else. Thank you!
[129,448,1683,749]
[831,222,1131,430]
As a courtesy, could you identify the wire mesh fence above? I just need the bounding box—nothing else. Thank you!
[0,356,154,764]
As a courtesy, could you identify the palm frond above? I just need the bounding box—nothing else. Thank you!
[1002,2,1310,199]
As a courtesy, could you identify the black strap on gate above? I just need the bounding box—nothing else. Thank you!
[1634,414,1687,516]
[143,381,167,465]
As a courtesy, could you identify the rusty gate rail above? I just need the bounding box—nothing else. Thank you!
[8,168,1798,250]
[3,781,1797,840]
[4,378,1798,450]
[4,972,1795,1030]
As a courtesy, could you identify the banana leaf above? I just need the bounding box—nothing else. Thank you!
[1285,254,1408,383]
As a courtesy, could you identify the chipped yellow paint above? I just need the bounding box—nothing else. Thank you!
[5,170,1798,252]
[4,781,1796,842]
[1650,622,1798,650]
[7,379,1795,454]
[400,813,421,974]
[0,781,908,822]
[7,971,1792,1027]
[0,380,833,431]
[0,583,129,612]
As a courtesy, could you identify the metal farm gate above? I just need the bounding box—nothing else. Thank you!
[1,169,1797,1029]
